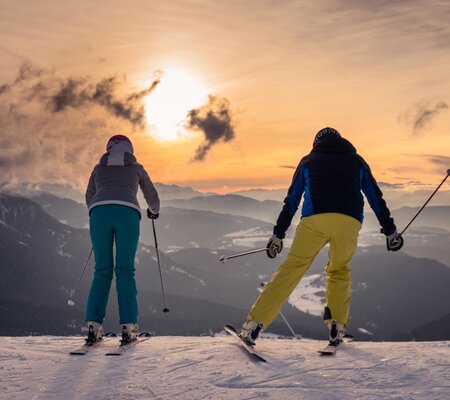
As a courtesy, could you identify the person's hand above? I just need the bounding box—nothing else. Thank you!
[386,230,404,252]
[266,236,283,258]
[147,209,159,220]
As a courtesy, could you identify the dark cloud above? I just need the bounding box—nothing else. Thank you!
[0,148,35,168]
[400,101,449,136]
[185,95,235,161]
[0,84,10,95]
[378,182,407,189]
[0,62,162,188]
[1,62,161,128]
[51,78,87,112]
[418,154,450,175]
[403,153,450,172]
[421,154,450,168]
[127,70,163,101]
[279,165,296,169]
[0,61,45,97]
[50,75,161,127]
[15,61,45,84]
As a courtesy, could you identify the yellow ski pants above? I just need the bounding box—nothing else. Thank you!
[247,213,361,328]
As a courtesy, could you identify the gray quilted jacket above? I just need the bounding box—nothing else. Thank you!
[85,141,160,216]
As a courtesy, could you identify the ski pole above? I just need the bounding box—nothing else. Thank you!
[279,312,299,339]
[399,170,449,236]
[151,219,170,313]
[67,247,93,307]
[219,247,268,263]
[260,282,300,339]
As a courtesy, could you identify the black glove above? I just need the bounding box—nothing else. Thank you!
[266,236,283,258]
[386,230,404,252]
[147,209,159,220]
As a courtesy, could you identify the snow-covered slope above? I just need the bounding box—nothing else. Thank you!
[2,336,448,400]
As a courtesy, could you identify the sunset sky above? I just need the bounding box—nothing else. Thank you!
[1,0,449,196]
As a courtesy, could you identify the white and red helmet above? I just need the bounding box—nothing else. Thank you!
[106,134,134,153]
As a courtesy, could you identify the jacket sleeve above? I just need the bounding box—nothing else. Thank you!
[359,157,396,235]
[139,166,160,214]
[273,163,306,239]
[85,167,97,208]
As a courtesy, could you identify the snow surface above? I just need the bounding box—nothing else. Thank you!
[1,336,449,400]
[289,274,325,317]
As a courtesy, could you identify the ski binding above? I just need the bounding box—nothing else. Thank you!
[105,332,151,356]
[224,324,267,362]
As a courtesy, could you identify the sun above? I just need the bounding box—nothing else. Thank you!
[144,68,208,141]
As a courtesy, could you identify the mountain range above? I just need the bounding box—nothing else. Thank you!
[29,191,450,266]
[1,192,449,340]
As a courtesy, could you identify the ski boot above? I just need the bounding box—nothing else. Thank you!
[85,321,103,346]
[328,320,346,346]
[121,323,139,345]
[323,306,345,346]
[239,321,263,346]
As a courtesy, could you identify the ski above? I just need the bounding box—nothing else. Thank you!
[70,335,115,355]
[317,335,353,356]
[224,324,267,362]
[343,333,354,342]
[104,333,151,356]
[317,343,338,355]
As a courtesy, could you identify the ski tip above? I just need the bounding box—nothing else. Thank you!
[318,350,336,356]
[224,324,237,334]
[318,344,338,355]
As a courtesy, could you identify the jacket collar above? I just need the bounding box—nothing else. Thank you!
[100,141,136,166]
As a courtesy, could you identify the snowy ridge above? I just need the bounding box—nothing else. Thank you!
[289,274,326,317]
[2,336,449,399]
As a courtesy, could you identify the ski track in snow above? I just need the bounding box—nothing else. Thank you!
[0,336,448,400]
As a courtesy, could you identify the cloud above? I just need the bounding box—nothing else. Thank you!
[421,154,450,168]
[185,95,235,161]
[0,61,45,97]
[401,153,450,175]
[418,154,450,175]
[15,61,45,84]
[0,84,10,95]
[50,78,87,112]
[0,62,162,189]
[378,182,408,189]
[0,62,161,128]
[400,101,449,136]
[279,165,296,169]
[0,148,35,168]
[50,76,158,127]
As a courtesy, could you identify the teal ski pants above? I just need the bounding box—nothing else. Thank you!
[86,204,140,324]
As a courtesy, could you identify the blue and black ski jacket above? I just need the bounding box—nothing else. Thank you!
[273,135,396,238]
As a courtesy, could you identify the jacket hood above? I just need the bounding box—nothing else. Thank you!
[311,136,357,154]
[99,141,136,166]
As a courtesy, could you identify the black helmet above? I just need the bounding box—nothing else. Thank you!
[313,127,341,147]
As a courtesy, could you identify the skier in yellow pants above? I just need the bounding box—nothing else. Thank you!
[239,128,404,346]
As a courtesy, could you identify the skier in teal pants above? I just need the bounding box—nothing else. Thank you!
[85,134,160,345]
